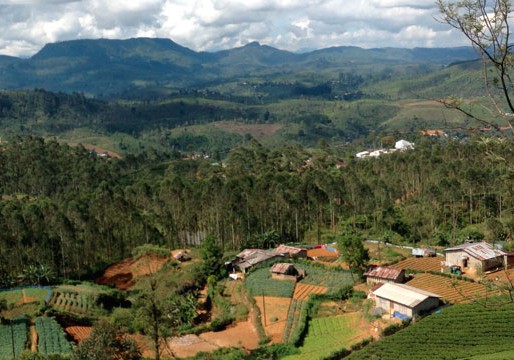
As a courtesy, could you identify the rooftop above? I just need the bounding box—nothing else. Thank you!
[364,266,404,280]
[373,283,440,308]
[445,242,506,261]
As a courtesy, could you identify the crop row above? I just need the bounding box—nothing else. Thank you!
[283,299,305,343]
[49,291,93,314]
[0,317,28,359]
[293,283,328,300]
[295,263,353,289]
[35,317,72,356]
[347,302,514,359]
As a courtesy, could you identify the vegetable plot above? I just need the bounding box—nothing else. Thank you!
[35,317,72,356]
[0,317,28,359]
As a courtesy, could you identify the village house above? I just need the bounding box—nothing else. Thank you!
[444,241,506,274]
[371,283,441,319]
[232,249,281,273]
[274,244,307,259]
[270,263,303,281]
[363,266,405,285]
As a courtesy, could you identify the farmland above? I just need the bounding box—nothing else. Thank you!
[0,317,28,359]
[0,287,52,306]
[346,301,514,360]
[283,313,367,360]
[35,316,72,356]
[293,284,328,301]
[245,267,296,298]
[406,273,490,304]
[390,257,444,272]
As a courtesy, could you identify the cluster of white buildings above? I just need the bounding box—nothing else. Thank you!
[356,140,414,159]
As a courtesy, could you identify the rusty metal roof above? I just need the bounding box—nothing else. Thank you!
[364,266,404,280]
[445,242,506,261]
[274,244,306,255]
[270,263,295,274]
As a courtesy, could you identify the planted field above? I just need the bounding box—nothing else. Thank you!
[49,290,94,314]
[245,267,296,298]
[0,317,28,359]
[390,257,443,272]
[346,302,514,360]
[35,317,72,356]
[406,273,490,303]
[296,264,353,290]
[283,298,306,343]
[293,283,328,300]
[283,313,366,360]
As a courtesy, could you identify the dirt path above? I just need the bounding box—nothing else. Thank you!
[30,325,38,352]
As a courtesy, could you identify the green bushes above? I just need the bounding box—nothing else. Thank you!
[245,267,296,298]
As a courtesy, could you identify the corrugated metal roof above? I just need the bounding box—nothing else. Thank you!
[274,244,305,255]
[373,283,440,308]
[270,263,295,274]
[445,242,506,261]
[364,266,403,280]
[234,249,280,270]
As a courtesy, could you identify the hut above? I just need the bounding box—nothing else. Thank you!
[445,241,506,274]
[364,266,405,285]
[270,263,301,281]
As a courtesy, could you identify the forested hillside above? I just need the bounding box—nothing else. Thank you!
[0,135,512,286]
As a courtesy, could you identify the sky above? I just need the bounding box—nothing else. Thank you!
[0,0,468,58]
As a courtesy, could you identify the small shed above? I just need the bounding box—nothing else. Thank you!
[364,266,405,285]
[372,283,440,318]
[270,263,301,281]
[274,244,307,259]
[445,241,506,274]
[412,248,436,258]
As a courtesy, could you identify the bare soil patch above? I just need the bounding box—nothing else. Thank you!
[16,290,39,305]
[211,121,283,139]
[253,296,291,343]
[96,254,171,290]
[65,326,92,343]
[30,325,38,352]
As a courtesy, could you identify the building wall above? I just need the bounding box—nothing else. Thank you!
[375,296,439,318]
[445,250,481,271]
[366,273,404,285]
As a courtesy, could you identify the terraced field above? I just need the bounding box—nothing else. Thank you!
[406,273,491,303]
[293,283,328,300]
[390,257,444,272]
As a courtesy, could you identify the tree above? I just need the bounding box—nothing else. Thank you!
[437,0,514,131]
[200,235,225,280]
[337,234,369,281]
[74,319,141,360]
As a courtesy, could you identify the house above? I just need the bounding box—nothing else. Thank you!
[445,241,506,274]
[270,263,302,281]
[364,266,405,285]
[371,283,441,319]
[274,244,307,259]
[232,249,281,273]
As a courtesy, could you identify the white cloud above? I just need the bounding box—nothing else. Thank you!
[0,0,471,57]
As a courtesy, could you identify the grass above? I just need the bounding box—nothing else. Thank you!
[0,287,51,306]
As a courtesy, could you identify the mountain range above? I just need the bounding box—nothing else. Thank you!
[0,37,478,97]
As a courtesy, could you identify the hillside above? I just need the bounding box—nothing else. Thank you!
[0,38,477,96]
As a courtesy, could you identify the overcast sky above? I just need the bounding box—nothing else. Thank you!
[0,0,468,58]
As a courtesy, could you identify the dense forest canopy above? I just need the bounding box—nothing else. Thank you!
[0,135,512,286]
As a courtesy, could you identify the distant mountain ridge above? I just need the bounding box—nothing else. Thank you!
[0,37,478,96]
